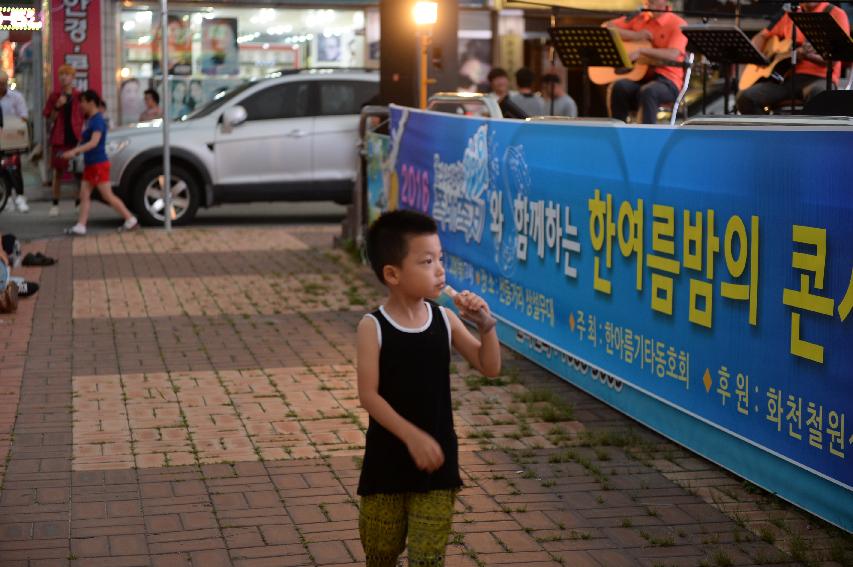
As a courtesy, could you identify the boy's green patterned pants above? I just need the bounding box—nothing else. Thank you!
[359,490,455,567]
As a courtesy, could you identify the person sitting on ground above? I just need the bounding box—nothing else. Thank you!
[356,210,501,567]
[62,90,138,236]
[509,67,546,117]
[486,67,528,119]
[0,236,8,268]
[0,232,57,267]
[736,2,849,114]
[541,73,578,117]
[0,232,39,302]
[0,258,16,314]
[139,89,163,122]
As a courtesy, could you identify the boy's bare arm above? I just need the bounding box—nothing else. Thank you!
[356,318,444,472]
[447,305,501,377]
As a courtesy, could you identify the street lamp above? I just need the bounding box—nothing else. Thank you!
[412,1,437,109]
[160,0,173,231]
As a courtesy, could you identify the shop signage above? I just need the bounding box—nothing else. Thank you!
[382,106,853,530]
[50,0,101,92]
[0,7,42,31]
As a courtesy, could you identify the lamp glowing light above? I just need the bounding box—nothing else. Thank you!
[412,2,437,26]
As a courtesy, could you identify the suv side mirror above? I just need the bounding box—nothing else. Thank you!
[221,105,247,133]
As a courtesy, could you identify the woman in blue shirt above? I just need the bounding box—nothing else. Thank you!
[62,90,138,236]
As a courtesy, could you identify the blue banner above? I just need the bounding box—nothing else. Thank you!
[387,107,853,526]
[365,131,392,225]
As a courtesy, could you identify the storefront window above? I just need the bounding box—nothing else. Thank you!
[458,10,492,92]
[118,6,367,125]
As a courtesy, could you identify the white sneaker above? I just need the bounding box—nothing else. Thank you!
[14,195,29,213]
[48,205,60,217]
[118,216,139,232]
[64,224,86,236]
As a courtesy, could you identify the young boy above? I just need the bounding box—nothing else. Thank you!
[357,210,502,567]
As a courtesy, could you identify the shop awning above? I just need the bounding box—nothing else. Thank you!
[495,0,641,11]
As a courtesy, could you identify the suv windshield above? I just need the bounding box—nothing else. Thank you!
[181,80,254,120]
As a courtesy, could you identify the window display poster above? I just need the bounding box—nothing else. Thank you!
[317,35,342,63]
[151,78,190,118]
[458,39,491,92]
[153,15,192,75]
[119,78,145,125]
[149,77,243,120]
[169,79,190,118]
[202,18,239,76]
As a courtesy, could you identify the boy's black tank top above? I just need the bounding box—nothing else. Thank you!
[357,301,462,496]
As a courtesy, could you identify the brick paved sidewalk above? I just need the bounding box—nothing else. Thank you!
[0,227,850,567]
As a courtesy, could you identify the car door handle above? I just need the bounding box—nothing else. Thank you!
[286,129,308,138]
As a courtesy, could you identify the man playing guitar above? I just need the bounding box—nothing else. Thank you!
[604,0,688,124]
[736,2,850,114]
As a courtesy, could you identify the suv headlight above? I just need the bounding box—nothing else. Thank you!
[106,139,129,156]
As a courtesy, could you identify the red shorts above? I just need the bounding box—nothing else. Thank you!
[83,162,111,186]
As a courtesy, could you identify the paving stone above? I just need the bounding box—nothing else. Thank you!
[0,228,843,567]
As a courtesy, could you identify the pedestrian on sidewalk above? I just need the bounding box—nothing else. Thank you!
[356,210,501,567]
[0,71,31,213]
[487,67,527,120]
[62,90,138,236]
[509,67,546,117]
[43,64,84,217]
[541,73,578,118]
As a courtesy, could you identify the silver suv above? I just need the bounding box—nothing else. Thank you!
[106,69,379,225]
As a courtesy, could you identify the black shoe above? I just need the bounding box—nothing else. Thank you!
[22,252,57,266]
[15,280,39,298]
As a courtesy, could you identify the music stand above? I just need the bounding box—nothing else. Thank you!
[682,25,769,114]
[549,26,632,69]
[788,11,853,93]
[548,26,633,119]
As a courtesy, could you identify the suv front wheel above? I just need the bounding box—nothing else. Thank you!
[131,165,200,226]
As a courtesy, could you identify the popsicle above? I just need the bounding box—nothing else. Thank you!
[443,285,496,332]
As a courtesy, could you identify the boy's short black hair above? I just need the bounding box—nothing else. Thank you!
[515,67,535,89]
[487,67,509,82]
[541,73,561,85]
[366,210,438,284]
[144,89,160,105]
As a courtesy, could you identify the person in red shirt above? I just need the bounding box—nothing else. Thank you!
[605,0,688,124]
[42,64,85,217]
[736,2,850,114]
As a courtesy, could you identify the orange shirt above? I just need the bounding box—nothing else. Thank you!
[764,2,850,84]
[610,10,689,91]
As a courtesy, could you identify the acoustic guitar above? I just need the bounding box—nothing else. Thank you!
[739,36,793,90]
[588,40,652,85]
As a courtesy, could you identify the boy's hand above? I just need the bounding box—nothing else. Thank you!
[452,290,488,318]
[405,428,445,472]
[452,290,496,333]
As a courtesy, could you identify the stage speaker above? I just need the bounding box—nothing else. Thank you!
[380,0,459,107]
